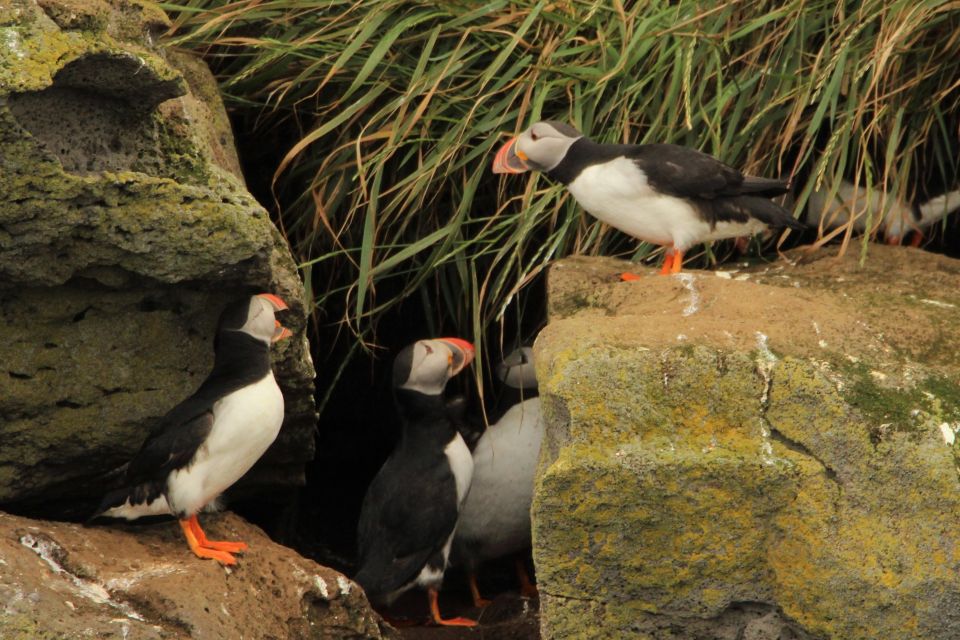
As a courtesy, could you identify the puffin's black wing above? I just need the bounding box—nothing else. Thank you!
[355,455,459,599]
[628,144,790,199]
[123,399,216,485]
[89,400,214,520]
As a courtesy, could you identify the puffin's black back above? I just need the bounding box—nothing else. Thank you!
[546,138,803,231]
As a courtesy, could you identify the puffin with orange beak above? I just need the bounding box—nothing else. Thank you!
[91,293,293,565]
[493,121,804,274]
[355,338,478,627]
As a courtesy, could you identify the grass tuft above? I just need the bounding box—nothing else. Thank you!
[160,0,960,390]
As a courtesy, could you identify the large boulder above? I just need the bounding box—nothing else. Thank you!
[0,510,391,639]
[533,245,960,639]
[0,0,316,517]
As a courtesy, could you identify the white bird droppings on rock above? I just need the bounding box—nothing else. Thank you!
[940,423,956,446]
[812,321,828,348]
[337,575,352,596]
[920,299,956,309]
[19,534,144,621]
[755,332,777,465]
[315,575,329,599]
[677,273,700,316]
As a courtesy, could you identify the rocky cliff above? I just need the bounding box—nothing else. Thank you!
[0,510,391,639]
[533,246,960,639]
[0,0,316,517]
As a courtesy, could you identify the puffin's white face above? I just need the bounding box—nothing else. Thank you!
[492,120,583,174]
[496,346,538,390]
[395,338,475,396]
[238,293,291,344]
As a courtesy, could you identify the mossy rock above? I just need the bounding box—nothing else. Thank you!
[0,0,316,517]
[533,247,960,639]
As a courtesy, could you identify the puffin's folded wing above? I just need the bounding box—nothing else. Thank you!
[630,144,789,199]
[356,462,459,596]
[124,409,215,485]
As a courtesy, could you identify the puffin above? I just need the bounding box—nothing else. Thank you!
[451,347,543,607]
[492,121,805,274]
[90,293,292,565]
[805,179,960,246]
[354,337,478,627]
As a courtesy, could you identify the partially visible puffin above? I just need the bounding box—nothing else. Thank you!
[452,346,543,607]
[91,293,292,565]
[493,121,804,274]
[355,337,477,627]
[805,179,960,246]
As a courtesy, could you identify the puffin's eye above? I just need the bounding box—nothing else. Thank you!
[530,131,539,141]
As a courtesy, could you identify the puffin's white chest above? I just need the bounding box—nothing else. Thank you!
[455,398,543,560]
[567,158,710,248]
[444,432,474,508]
[167,373,284,515]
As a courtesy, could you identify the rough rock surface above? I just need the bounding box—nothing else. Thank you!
[0,510,392,639]
[0,0,316,517]
[532,245,960,640]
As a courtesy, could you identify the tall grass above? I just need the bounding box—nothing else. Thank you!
[160,0,959,378]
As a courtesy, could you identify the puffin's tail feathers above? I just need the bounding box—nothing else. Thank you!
[740,175,791,197]
[88,488,131,523]
[88,483,168,523]
[353,561,391,605]
[739,196,808,231]
[917,189,960,226]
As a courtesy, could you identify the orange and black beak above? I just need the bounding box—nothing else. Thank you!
[437,337,475,375]
[492,137,530,174]
[256,293,288,311]
[256,293,293,343]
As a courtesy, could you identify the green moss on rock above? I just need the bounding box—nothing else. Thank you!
[534,250,960,639]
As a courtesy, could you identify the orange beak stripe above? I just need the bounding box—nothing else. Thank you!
[492,137,529,174]
[437,337,475,368]
[256,293,288,311]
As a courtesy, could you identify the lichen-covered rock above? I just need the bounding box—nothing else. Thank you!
[0,510,393,639]
[0,0,316,517]
[533,246,960,640]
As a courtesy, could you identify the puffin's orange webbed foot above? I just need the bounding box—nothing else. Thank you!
[670,250,685,274]
[467,572,492,608]
[516,557,538,599]
[658,251,675,275]
[187,514,248,553]
[428,588,477,627]
[179,518,238,565]
[619,272,643,282]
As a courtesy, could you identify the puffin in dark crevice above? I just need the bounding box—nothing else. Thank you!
[90,293,292,565]
[493,121,805,275]
[355,337,478,628]
[452,346,543,607]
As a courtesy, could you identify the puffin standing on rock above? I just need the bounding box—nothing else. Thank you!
[91,293,292,565]
[452,347,543,607]
[493,121,805,275]
[355,338,478,627]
